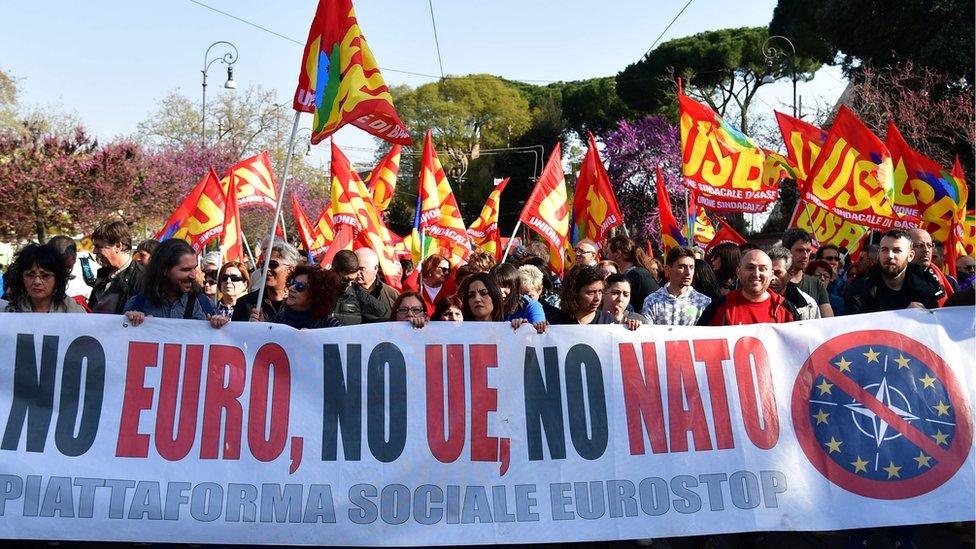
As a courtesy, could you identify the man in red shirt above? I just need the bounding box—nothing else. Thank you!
[697,249,799,326]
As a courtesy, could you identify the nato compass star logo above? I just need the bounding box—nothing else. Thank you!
[792,331,973,499]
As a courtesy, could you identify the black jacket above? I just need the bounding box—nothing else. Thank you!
[846,263,944,314]
[232,290,286,322]
[88,261,144,314]
[333,283,391,325]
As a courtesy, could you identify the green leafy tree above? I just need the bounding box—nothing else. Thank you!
[558,77,639,141]
[616,27,821,133]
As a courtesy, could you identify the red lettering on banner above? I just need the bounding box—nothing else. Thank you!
[665,341,712,452]
[694,339,735,450]
[247,344,290,462]
[618,342,668,455]
[155,343,203,461]
[116,342,157,458]
[733,337,779,449]
[470,344,499,463]
[425,344,465,463]
[201,345,246,460]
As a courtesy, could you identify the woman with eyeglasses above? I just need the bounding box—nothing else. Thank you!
[251,265,341,329]
[5,243,87,313]
[214,261,250,318]
[806,260,834,289]
[432,294,464,322]
[390,290,428,328]
[459,272,504,322]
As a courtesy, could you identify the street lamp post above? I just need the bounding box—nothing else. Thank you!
[202,41,239,146]
[761,35,798,119]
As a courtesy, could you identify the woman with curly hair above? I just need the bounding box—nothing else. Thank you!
[5,243,87,313]
[251,265,341,329]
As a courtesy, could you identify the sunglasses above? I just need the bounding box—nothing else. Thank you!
[220,274,246,283]
[467,288,490,299]
[287,279,308,292]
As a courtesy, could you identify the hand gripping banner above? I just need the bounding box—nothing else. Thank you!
[0,309,972,545]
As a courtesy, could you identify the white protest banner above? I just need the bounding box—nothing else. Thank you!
[0,308,973,545]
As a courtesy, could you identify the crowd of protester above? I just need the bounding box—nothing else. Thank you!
[1,221,973,332]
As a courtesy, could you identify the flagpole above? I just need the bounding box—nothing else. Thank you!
[241,231,255,263]
[256,111,301,310]
[685,189,693,244]
[278,211,289,240]
[500,220,523,263]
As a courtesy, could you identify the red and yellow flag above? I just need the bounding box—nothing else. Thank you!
[693,207,716,249]
[308,201,336,258]
[219,174,245,263]
[291,193,317,254]
[788,200,869,252]
[155,168,226,252]
[803,106,913,231]
[573,133,623,243]
[467,178,510,260]
[679,90,777,205]
[886,121,957,227]
[329,142,403,289]
[220,151,278,209]
[366,144,401,211]
[775,111,828,183]
[293,0,411,145]
[702,220,747,255]
[519,143,570,274]
[417,130,471,265]
[655,163,687,255]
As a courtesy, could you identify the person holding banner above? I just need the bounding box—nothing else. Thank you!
[491,263,545,323]
[251,265,342,329]
[529,266,641,331]
[390,290,428,329]
[459,272,505,322]
[602,273,649,325]
[232,239,300,322]
[4,243,87,313]
[122,239,221,327]
[847,230,944,314]
[697,249,799,326]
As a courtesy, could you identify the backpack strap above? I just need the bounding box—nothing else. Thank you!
[183,293,197,320]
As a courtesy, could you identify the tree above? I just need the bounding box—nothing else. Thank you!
[0,69,18,130]
[601,116,683,246]
[770,0,975,84]
[616,27,821,133]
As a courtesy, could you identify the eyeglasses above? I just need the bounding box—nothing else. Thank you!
[287,279,308,292]
[23,270,54,282]
[467,288,490,299]
[220,274,246,283]
[396,306,426,316]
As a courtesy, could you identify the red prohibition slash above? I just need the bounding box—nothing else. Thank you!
[791,330,973,499]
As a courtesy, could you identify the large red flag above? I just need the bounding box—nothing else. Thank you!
[703,220,747,255]
[416,130,471,265]
[803,106,914,230]
[220,151,278,209]
[365,144,402,211]
[291,193,317,254]
[467,178,510,261]
[573,133,623,243]
[519,143,570,274]
[293,0,411,145]
[775,111,828,184]
[155,168,226,252]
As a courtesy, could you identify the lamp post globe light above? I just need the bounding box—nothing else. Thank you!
[202,41,239,146]
[761,35,798,119]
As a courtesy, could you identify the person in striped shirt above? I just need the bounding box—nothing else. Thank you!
[642,246,712,326]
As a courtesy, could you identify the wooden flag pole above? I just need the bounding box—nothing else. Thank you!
[500,220,523,263]
[255,111,302,310]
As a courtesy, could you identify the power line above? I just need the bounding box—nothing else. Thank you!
[642,0,694,57]
[427,0,445,79]
[185,0,561,83]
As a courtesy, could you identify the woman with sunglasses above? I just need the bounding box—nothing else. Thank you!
[459,272,504,322]
[251,265,342,329]
[390,290,428,328]
[214,261,250,318]
[5,243,87,313]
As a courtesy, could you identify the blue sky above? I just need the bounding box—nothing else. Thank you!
[2,0,846,161]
